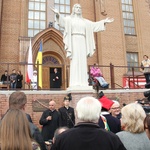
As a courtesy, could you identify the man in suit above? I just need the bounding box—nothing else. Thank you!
[58,94,75,128]
[52,68,61,88]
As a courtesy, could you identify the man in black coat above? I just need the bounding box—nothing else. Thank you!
[51,97,126,150]
[1,70,9,82]
[52,68,61,88]
[58,95,75,128]
[39,100,59,141]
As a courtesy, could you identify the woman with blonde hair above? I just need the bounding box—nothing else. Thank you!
[116,103,150,150]
[0,109,40,150]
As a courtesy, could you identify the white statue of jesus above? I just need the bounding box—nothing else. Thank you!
[51,4,114,89]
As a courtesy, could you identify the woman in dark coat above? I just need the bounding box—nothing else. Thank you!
[16,70,23,88]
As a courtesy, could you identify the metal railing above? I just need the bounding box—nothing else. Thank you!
[0,62,146,90]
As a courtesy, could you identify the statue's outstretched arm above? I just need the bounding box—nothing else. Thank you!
[50,7,60,18]
[104,17,114,24]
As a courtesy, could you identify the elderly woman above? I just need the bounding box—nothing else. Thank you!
[90,63,109,88]
[116,103,150,150]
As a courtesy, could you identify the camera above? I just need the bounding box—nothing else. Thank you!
[143,90,150,101]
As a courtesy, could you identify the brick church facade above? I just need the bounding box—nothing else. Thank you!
[0,0,150,89]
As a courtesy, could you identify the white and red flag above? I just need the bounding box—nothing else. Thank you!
[26,38,33,83]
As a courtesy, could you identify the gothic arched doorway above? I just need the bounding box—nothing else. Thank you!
[42,55,65,90]
[30,27,69,90]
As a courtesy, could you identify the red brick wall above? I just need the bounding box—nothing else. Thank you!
[0,1,150,89]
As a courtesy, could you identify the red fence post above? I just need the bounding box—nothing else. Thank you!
[110,63,115,89]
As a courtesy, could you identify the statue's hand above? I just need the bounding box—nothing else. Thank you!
[50,7,60,17]
[104,17,114,23]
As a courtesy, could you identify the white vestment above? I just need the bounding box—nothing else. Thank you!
[57,16,106,88]
[31,75,37,89]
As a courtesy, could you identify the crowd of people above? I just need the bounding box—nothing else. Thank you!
[0,64,110,91]
[0,91,150,150]
[0,67,62,90]
[0,2,150,149]
[0,69,38,90]
[0,69,23,89]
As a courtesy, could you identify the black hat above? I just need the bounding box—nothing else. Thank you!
[64,93,72,101]
[98,91,104,99]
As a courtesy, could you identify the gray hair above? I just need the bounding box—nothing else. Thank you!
[76,97,101,122]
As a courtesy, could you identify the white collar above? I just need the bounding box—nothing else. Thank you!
[101,111,110,115]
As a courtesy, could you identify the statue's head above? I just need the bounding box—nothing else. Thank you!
[71,4,82,17]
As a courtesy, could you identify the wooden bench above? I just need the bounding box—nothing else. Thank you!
[0,84,9,89]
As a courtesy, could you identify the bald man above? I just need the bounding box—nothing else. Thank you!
[39,101,59,141]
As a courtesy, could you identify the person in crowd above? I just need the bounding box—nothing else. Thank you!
[52,127,69,144]
[46,127,69,150]
[31,70,37,89]
[0,109,40,150]
[51,96,126,150]
[0,70,9,83]
[144,114,150,139]
[45,127,69,150]
[39,100,59,141]
[52,68,61,88]
[98,95,121,133]
[45,126,69,150]
[109,100,121,119]
[51,4,114,88]
[8,91,33,123]
[10,69,17,89]
[58,94,75,128]
[141,55,150,84]
[90,63,109,88]
[116,103,150,150]
[136,98,150,114]
[7,91,46,150]
[16,70,23,89]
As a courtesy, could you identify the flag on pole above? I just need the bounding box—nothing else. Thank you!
[36,41,43,88]
[26,38,33,83]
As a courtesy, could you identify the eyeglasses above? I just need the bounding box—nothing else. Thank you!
[111,107,120,110]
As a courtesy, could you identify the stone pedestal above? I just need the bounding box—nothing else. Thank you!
[67,85,94,92]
